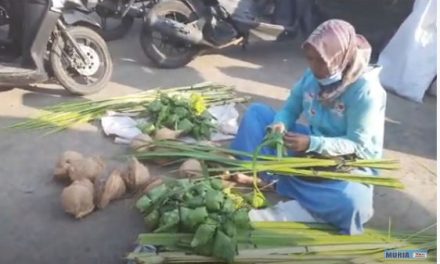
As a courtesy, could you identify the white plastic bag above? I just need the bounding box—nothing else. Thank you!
[378,0,437,102]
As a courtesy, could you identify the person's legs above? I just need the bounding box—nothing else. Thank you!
[21,0,49,67]
[8,0,24,55]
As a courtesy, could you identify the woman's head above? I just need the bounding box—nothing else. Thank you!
[302,19,372,104]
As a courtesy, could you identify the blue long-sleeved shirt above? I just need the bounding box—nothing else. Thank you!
[274,66,386,160]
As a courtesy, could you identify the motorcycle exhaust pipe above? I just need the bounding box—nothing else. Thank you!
[147,14,211,47]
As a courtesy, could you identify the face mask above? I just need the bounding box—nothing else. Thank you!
[317,71,342,86]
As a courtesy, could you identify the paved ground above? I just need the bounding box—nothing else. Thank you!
[0,23,436,264]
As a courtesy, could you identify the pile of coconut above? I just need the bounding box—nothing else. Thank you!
[55,133,233,219]
[54,150,159,219]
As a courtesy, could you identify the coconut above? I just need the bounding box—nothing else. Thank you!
[61,179,95,219]
[95,170,127,209]
[123,157,152,191]
[68,156,105,183]
[130,134,153,152]
[178,159,203,178]
[54,151,84,182]
[154,128,182,141]
[142,178,164,195]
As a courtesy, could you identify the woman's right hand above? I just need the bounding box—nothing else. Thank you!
[271,123,286,134]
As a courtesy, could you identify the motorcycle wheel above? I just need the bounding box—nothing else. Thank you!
[140,0,200,68]
[50,26,113,95]
[96,4,135,41]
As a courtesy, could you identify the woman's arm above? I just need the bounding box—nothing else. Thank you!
[307,86,385,159]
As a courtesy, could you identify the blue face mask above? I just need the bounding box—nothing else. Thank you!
[317,71,342,86]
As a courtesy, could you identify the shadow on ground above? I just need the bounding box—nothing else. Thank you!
[0,116,145,264]
[384,95,437,160]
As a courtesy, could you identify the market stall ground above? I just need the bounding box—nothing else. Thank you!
[0,25,436,264]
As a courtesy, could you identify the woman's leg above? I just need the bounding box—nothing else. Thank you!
[230,103,276,156]
[230,103,278,184]
[275,176,374,235]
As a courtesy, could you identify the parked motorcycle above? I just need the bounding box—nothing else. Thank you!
[141,0,322,68]
[95,0,159,41]
[0,0,113,95]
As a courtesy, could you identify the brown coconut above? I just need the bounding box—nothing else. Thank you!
[142,178,164,195]
[123,157,152,191]
[68,156,105,183]
[95,170,127,209]
[61,179,95,219]
[154,128,182,141]
[178,159,203,178]
[130,134,153,152]
[54,151,84,182]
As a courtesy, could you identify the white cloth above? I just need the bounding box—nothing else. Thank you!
[100,104,240,144]
[378,0,437,103]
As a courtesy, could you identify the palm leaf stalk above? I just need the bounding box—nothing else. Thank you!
[6,83,250,133]
[132,140,403,189]
[129,223,436,264]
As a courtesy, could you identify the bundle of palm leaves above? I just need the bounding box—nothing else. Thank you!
[127,222,436,264]
[132,140,403,190]
[6,83,249,133]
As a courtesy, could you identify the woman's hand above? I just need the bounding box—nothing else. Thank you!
[284,132,310,152]
[271,123,286,133]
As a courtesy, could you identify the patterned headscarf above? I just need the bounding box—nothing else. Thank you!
[303,19,372,105]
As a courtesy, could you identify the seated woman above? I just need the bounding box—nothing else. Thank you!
[230,19,387,235]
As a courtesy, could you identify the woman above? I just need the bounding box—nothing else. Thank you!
[230,19,387,235]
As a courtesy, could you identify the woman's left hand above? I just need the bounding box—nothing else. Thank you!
[284,132,311,152]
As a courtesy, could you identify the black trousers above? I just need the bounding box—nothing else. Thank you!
[7,0,24,54]
[22,0,50,66]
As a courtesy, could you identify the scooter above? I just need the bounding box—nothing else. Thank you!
[95,0,159,41]
[140,0,322,68]
[0,0,113,95]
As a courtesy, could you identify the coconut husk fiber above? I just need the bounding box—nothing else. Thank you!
[61,179,95,219]
[178,159,203,178]
[130,134,153,152]
[54,151,84,182]
[123,157,152,192]
[68,156,105,183]
[95,169,127,209]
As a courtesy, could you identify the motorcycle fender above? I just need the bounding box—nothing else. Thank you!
[62,10,101,29]
[179,0,206,14]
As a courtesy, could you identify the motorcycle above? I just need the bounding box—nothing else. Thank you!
[95,0,159,41]
[0,0,113,95]
[141,0,322,68]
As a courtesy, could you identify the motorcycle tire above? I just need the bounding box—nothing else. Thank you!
[50,26,113,95]
[97,13,135,41]
[140,0,200,68]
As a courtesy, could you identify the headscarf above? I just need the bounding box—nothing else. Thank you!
[303,19,372,105]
